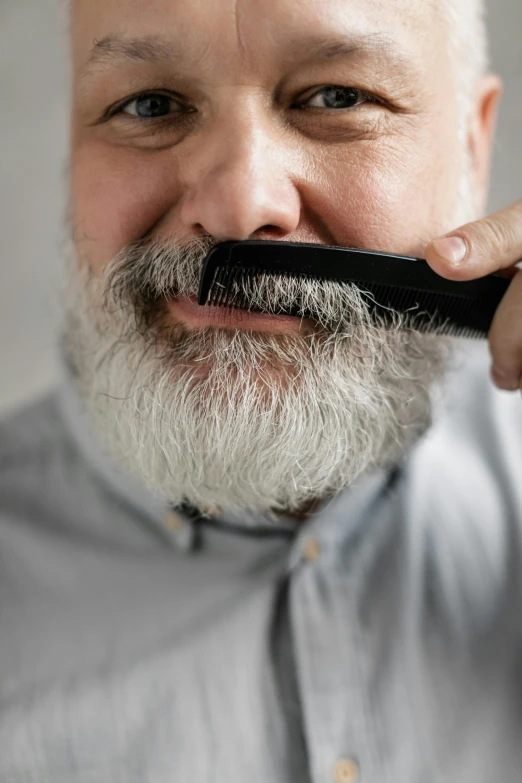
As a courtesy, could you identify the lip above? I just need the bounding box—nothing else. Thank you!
[166,295,316,334]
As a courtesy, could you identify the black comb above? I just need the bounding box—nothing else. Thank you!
[198,240,512,338]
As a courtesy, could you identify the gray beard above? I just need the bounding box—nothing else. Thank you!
[61,240,457,521]
[61,152,478,520]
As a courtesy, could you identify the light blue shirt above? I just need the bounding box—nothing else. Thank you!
[1,337,522,782]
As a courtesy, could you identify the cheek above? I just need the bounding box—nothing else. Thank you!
[310,136,461,256]
[70,141,181,274]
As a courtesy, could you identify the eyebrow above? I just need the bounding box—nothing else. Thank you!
[284,32,409,64]
[81,35,179,77]
[80,31,414,82]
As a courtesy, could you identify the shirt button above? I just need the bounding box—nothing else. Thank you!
[166,511,184,531]
[302,536,321,562]
[333,758,359,783]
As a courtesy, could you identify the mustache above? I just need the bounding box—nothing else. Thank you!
[100,235,397,334]
[102,233,217,309]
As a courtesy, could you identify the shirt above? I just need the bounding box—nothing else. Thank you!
[1,336,522,783]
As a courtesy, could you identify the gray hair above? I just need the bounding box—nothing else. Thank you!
[443,0,490,117]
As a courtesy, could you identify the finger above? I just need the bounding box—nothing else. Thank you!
[425,199,522,281]
[488,269,522,391]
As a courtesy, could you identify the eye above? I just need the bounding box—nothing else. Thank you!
[119,93,183,119]
[300,86,375,110]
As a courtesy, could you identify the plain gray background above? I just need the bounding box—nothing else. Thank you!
[0,0,521,415]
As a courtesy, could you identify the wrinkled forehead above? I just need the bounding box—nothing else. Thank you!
[71,0,443,73]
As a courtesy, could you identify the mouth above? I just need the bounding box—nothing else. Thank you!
[165,295,317,335]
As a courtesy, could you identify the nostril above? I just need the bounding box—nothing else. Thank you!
[252,226,292,241]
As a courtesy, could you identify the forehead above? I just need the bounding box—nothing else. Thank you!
[71,0,440,69]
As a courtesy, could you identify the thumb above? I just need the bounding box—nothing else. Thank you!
[425,200,522,280]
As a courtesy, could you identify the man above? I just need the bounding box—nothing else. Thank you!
[1,0,522,779]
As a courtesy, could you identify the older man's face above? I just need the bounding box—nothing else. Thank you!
[65,0,475,518]
[70,0,462,275]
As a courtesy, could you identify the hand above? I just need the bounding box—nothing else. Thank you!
[425,200,522,393]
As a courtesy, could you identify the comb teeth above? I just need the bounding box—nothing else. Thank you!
[205,265,489,338]
[342,279,485,338]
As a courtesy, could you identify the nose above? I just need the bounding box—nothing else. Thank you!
[180,116,301,241]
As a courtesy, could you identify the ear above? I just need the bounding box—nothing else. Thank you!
[468,73,503,213]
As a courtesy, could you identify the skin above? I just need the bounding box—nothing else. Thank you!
[427,206,522,391]
[70,0,497,268]
[69,0,522,502]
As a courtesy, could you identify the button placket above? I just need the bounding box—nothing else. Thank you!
[288,524,377,783]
